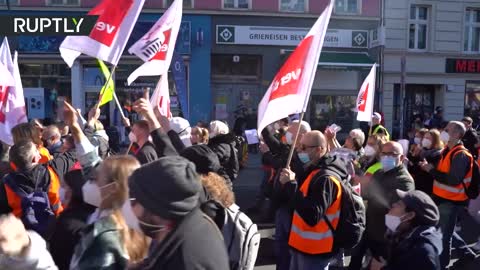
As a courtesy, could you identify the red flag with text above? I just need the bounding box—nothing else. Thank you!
[257,1,334,135]
[127,0,182,85]
[60,0,145,67]
[356,64,376,122]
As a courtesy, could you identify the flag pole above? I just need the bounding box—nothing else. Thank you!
[98,64,126,120]
[285,111,306,170]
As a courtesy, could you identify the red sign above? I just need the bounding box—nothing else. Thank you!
[88,0,134,47]
[151,29,172,61]
[446,58,480,73]
[269,36,313,101]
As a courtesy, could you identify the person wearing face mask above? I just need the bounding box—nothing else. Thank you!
[419,121,478,269]
[260,120,311,270]
[361,141,415,262]
[126,156,230,270]
[279,131,350,269]
[42,125,63,156]
[130,120,159,165]
[407,129,443,195]
[369,190,442,270]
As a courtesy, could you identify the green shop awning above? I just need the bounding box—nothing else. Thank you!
[281,50,376,70]
[318,52,375,69]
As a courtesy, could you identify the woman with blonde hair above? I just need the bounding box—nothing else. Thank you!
[11,122,51,164]
[191,126,209,145]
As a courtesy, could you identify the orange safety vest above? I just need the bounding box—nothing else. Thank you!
[38,145,52,164]
[433,145,473,202]
[288,169,342,254]
[4,166,63,217]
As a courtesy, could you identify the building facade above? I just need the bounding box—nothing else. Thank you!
[1,0,381,133]
[383,0,480,138]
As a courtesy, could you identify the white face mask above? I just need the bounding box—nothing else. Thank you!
[440,131,450,144]
[121,199,140,232]
[422,139,432,149]
[128,132,137,143]
[285,132,293,145]
[364,145,376,157]
[414,137,422,145]
[82,181,101,207]
[385,214,402,232]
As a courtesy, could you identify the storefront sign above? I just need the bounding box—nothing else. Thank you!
[446,58,480,73]
[216,25,368,48]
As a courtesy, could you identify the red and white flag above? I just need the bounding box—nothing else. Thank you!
[257,1,334,134]
[59,0,145,67]
[127,0,182,85]
[150,73,172,118]
[356,64,376,122]
[0,38,27,145]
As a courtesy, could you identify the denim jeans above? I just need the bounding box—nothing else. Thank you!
[438,202,473,269]
[289,250,334,270]
[275,207,293,270]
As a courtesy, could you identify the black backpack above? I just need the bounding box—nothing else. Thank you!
[449,147,480,200]
[321,173,366,250]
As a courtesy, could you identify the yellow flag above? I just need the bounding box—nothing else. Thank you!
[97,59,114,107]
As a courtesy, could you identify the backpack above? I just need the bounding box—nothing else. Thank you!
[3,174,56,239]
[320,173,366,250]
[450,147,480,200]
[222,204,261,270]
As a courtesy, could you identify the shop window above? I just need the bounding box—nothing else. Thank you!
[309,95,357,137]
[47,0,80,5]
[0,0,19,6]
[223,0,250,9]
[164,0,193,8]
[465,81,480,127]
[211,54,261,81]
[334,0,361,15]
[279,0,307,13]
[19,63,71,97]
[409,5,429,50]
[464,8,480,52]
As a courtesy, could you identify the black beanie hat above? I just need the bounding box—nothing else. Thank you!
[129,156,201,221]
[396,189,440,226]
[180,145,221,175]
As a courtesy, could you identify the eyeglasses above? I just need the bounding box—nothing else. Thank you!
[381,151,401,157]
[299,144,320,151]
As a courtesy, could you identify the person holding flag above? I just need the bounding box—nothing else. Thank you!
[370,113,390,141]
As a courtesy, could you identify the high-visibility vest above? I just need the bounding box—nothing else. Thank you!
[4,166,63,217]
[370,125,390,141]
[433,145,473,202]
[365,162,382,177]
[38,145,52,164]
[288,169,342,254]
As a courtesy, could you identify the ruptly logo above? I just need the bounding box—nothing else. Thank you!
[0,16,98,36]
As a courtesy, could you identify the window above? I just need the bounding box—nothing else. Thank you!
[409,5,429,50]
[165,0,193,8]
[280,0,307,13]
[211,54,261,81]
[465,8,480,52]
[334,0,360,14]
[47,0,80,5]
[0,0,19,6]
[223,0,250,9]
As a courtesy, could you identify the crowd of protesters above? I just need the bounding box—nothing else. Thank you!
[0,93,479,270]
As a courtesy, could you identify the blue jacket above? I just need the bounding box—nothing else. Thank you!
[384,225,442,270]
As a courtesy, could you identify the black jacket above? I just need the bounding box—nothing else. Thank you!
[384,226,442,270]
[130,208,229,270]
[135,141,159,165]
[208,133,239,182]
[462,128,479,159]
[150,128,179,158]
[408,148,441,195]
[50,202,96,270]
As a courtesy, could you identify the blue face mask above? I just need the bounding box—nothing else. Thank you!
[381,156,398,172]
[298,152,311,164]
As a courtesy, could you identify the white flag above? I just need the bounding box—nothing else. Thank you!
[257,1,334,135]
[150,73,171,118]
[0,38,27,145]
[60,0,145,67]
[356,64,376,122]
[127,0,182,85]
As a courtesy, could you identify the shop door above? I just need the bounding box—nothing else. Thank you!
[404,84,435,134]
[211,83,262,127]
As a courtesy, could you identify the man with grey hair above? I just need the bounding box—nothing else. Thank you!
[43,125,63,154]
[420,121,477,269]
